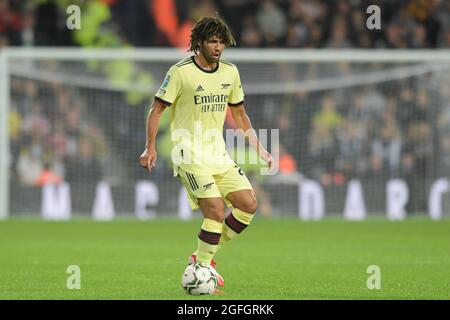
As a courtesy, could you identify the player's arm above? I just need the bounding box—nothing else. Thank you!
[229,104,273,168]
[139,99,168,172]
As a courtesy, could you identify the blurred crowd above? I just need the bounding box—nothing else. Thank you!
[8,63,450,214]
[1,0,449,49]
[278,77,449,183]
[9,79,108,187]
[3,0,450,215]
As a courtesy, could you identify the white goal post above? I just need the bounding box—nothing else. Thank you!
[1,48,450,219]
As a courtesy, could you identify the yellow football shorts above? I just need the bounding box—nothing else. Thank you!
[177,165,254,210]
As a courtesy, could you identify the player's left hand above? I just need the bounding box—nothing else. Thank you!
[259,148,273,169]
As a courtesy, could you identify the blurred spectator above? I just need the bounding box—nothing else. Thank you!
[0,0,22,45]
[240,15,263,47]
[441,28,450,47]
[20,1,34,46]
[285,22,308,48]
[278,144,297,175]
[84,123,109,162]
[9,105,22,173]
[34,162,62,186]
[0,33,8,47]
[22,102,50,136]
[191,0,218,20]
[308,95,344,182]
[348,94,372,125]
[48,123,68,158]
[359,86,386,117]
[33,1,73,46]
[413,90,431,124]
[371,110,402,176]
[385,23,408,48]
[396,86,416,130]
[305,22,323,48]
[403,121,433,213]
[325,17,352,48]
[17,147,42,186]
[351,10,371,48]
[308,122,336,182]
[313,96,343,131]
[111,0,155,47]
[439,135,450,176]
[410,24,429,48]
[65,138,102,185]
[256,0,287,46]
[336,120,367,177]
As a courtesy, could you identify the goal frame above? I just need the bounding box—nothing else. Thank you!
[1,48,450,219]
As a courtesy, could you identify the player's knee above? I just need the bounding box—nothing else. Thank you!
[239,198,257,215]
[213,213,225,223]
[206,204,225,222]
[248,199,257,214]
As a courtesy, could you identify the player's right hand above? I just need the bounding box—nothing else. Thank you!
[139,148,157,172]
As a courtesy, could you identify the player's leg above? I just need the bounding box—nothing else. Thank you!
[193,197,227,288]
[177,168,225,284]
[195,197,225,265]
[214,165,257,251]
[218,189,257,250]
[177,168,224,262]
[178,169,224,263]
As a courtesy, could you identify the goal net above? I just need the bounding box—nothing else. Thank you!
[1,49,449,220]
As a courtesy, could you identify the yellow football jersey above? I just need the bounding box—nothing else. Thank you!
[155,56,245,176]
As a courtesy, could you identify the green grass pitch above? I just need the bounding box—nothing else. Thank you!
[0,218,449,299]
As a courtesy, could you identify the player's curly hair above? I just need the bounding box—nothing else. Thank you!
[188,14,236,54]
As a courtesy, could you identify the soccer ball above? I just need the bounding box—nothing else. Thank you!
[181,263,218,295]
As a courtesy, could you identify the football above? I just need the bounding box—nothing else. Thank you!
[181,263,218,295]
